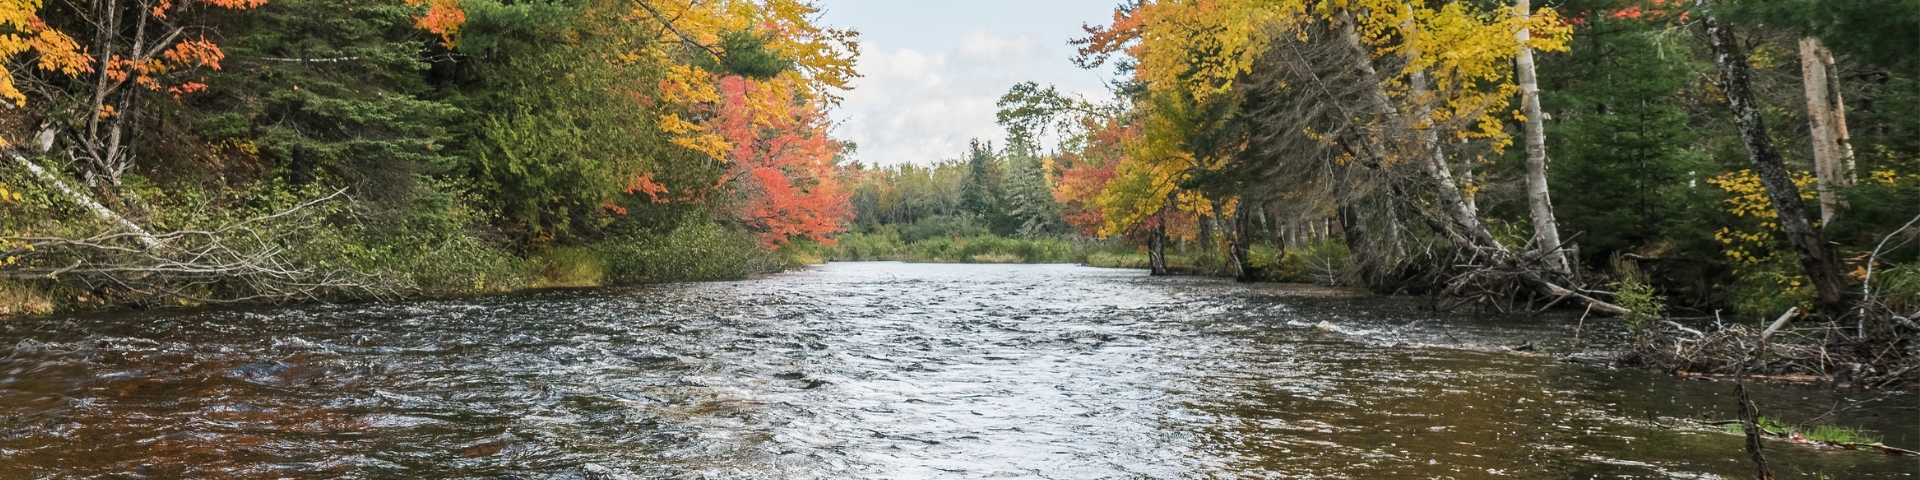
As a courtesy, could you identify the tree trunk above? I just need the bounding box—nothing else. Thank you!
[1198,205,1216,253]
[1517,0,1570,275]
[1147,220,1170,276]
[9,153,163,250]
[1230,204,1256,282]
[1702,1,1851,309]
[1799,36,1854,227]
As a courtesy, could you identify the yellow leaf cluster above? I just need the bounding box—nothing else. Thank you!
[0,0,90,106]
[1705,169,1817,265]
[649,0,857,164]
[1093,0,1569,236]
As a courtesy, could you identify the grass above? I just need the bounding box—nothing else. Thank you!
[0,280,55,317]
[532,247,606,288]
[1085,251,1151,269]
[1726,417,1883,444]
[967,252,1024,263]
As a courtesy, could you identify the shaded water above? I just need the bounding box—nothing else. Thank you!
[1,262,1915,478]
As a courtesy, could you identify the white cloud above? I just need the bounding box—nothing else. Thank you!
[832,30,1101,166]
[955,31,1044,64]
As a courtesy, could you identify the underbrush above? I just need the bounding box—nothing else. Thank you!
[827,230,1077,264]
[0,165,805,315]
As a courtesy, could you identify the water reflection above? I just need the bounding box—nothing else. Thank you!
[1,262,1913,478]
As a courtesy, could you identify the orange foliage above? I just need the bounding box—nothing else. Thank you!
[624,174,671,204]
[699,75,849,247]
[198,0,267,9]
[407,0,465,46]
[1053,117,1137,236]
[162,37,225,70]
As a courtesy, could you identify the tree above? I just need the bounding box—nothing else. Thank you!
[1797,36,1852,226]
[961,139,1000,220]
[1516,0,1570,275]
[1697,0,1850,309]
[39,0,269,191]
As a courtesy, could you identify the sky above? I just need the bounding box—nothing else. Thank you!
[814,0,1122,166]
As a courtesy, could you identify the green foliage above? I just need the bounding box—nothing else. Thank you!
[694,30,797,80]
[1726,417,1883,445]
[1869,262,1920,316]
[1538,6,1712,271]
[532,247,607,287]
[598,221,768,283]
[198,0,460,197]
[1610,273,1667,333]
[961,139,1002,221]
[1085,251,1151,269]
[1002,151,1067,239]
[1271,241,1351,285]
[826,231,1076,264]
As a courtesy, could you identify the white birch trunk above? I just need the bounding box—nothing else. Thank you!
[9,153,163,250]
[1517,0,1569,275]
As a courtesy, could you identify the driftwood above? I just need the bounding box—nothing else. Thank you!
[1620,319,1918,389]
[1735,382,1776,480]
[1760,307,1797,340]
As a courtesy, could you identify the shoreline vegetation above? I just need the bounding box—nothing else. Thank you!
[0,0,1915,391]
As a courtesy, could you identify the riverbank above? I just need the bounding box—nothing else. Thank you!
[827,230,1354,283]
[0,216,826,318]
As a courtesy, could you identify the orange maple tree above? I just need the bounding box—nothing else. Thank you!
[701,75,849,247]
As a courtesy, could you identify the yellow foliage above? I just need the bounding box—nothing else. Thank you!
[0,0,90,106]
[1706,169,1816,266]
[648,0,857,164]
[1088,0,1570,238]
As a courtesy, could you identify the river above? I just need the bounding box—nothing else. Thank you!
[1,262,1915,478]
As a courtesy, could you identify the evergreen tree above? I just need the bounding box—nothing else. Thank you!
[1001,142,1066,239]
[197,0,458,200]
[1539,6,1711,267]
[960,139,1001,221]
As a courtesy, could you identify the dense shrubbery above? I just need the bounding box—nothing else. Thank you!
[829,229,1076,264]
[0,0,858,313]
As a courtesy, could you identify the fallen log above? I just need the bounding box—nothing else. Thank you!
[7,152,162,250]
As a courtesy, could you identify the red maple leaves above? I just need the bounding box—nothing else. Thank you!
[706,76,849,247]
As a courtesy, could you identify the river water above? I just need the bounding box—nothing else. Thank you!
[1,262,1914,478]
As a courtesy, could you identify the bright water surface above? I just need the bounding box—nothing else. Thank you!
[2,262,1916,478]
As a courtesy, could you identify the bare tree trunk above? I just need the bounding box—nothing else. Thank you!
[1338,195,1389,291]
[1147,220,1169,276]
[1517,0,1570,275]
[1198,204,1217,253]
[1702,1,1851,309]
[1799,36,1854,226]
[1230,203,1256,282]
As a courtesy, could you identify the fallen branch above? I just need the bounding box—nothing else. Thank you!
[1761,307,1797,340]
[0,189,397,304]
[8,153,161,250]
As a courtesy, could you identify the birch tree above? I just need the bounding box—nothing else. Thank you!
[1516,0,1569,275]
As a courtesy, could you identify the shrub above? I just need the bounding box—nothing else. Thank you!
[599,221,766,282]
[1085,251,1151,269]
